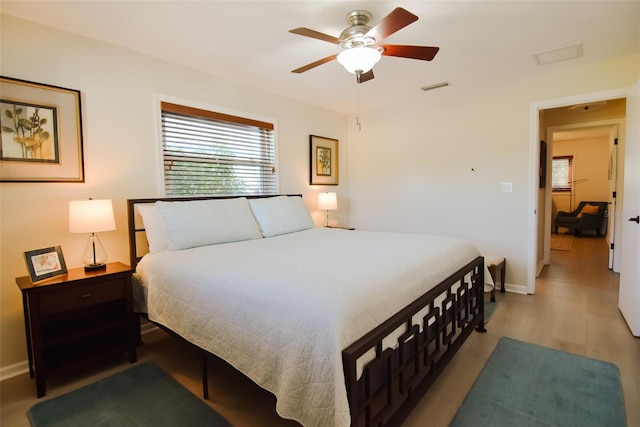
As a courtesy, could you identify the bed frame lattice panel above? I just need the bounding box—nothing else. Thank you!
[342,256,485,427]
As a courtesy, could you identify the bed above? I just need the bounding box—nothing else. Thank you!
[127,194,486,427]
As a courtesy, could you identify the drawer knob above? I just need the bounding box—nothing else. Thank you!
[80,293,92,299]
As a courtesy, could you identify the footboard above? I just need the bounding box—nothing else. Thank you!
[342,256,485,427]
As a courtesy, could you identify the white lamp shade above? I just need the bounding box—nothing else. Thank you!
[69,199,116,233]
[337,47,382,74]
[318,192,338,211]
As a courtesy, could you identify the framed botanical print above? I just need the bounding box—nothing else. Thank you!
[0,76,84,182]
[309,135,338,185]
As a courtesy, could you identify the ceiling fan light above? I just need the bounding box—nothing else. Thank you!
[337,47,381,74]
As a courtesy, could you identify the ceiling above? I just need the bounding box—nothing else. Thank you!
[554,126,615,142]
[1,1,639,114]
[549,98,625,141]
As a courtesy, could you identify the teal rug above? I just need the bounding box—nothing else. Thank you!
[451,337,626,427]
[484,300,496,322]
[28,362,232,427]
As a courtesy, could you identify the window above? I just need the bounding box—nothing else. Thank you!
[551,156,573,191]
[160,102,277,196]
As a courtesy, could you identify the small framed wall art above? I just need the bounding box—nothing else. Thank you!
[0,76,84,182]
[309,135,338,185]
[24,246,68,283]
[539,140,547,188]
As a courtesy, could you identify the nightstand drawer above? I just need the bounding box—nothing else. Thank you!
[39,279,126,315]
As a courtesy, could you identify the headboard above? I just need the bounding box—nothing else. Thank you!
[127,194,303,269]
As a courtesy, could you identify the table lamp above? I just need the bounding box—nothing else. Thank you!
[317,192,337,227]
[69,199,116,271]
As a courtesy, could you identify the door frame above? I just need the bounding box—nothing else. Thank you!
[528,88,628,294]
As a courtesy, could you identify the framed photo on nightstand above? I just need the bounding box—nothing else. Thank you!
[24,246,68,282]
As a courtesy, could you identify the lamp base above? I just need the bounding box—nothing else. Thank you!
[84,263,107,272]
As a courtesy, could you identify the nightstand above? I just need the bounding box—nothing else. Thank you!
[16,262,137,397]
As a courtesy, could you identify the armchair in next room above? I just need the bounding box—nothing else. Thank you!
[554,201,608,236]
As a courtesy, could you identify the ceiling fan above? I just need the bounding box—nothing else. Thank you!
[289,7,439,84]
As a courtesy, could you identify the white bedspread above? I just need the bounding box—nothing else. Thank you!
[135,228,480,427]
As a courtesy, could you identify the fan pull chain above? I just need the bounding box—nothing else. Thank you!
[355,83,362,131]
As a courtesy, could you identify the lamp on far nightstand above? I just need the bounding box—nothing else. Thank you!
[318,192,337,227]
[69,198,116,271]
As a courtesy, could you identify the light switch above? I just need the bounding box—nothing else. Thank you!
[500,182,513,193]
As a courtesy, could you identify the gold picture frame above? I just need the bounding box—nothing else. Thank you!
[24,246,68,283]
[310,135,338,185]
[0,76,84,182]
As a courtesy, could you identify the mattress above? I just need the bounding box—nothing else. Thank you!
[134,227,480,427]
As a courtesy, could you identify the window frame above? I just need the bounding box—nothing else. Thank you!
[158,100,278,197]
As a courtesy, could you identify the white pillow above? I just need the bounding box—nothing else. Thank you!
[136,204,170,253]
[155,197,262,250]
[249,196,314,237]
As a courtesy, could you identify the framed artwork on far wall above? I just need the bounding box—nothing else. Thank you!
[310,135,338,185]
[24,246,68,283]
[539,140,547,188]
[0,76,84,182]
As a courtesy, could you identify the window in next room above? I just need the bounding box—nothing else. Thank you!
[551,155,573,192]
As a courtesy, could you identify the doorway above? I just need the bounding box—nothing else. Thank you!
[528,92,628,295]
[547,123,619,268]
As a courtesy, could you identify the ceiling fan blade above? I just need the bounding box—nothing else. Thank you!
[357,70,375,84]
[291,54,338,74]
[365,7,418,43]
[380,45,440,61]
[289,27,341,45]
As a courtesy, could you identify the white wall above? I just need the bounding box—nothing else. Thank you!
[0,15,348,372]
[347,54,640,292]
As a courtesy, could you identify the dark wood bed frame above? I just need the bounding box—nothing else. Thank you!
[127,195,486,427]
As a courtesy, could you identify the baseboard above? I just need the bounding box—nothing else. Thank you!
[503,282,528,295]
[0,360,29,382]
[0,321,159,382]
[140,320,158,334]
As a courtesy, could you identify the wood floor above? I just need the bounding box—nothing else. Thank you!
[2,235,639,426]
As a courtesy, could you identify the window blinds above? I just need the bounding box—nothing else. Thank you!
[161,102,276,196]
[551,156,573,191]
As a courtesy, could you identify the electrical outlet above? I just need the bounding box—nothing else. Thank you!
[500,182,513,193]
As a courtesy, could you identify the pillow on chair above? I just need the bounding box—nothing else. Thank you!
[577,204,600,218]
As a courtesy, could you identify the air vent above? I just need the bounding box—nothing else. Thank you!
[421,81,450,92]
[534,43,583,65]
